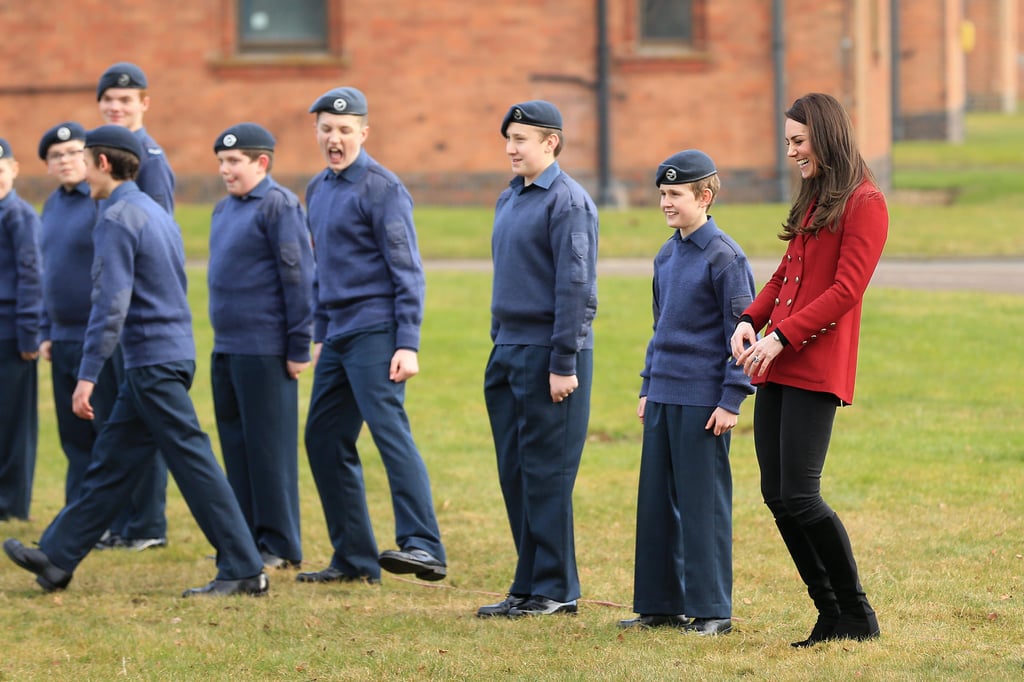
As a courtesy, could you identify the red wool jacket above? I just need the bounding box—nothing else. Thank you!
[743,180,888,404]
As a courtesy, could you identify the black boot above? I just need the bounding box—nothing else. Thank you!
[802,513,880,642]
[775,516,840,647]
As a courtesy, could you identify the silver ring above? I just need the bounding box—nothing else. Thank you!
[752,356,761,363]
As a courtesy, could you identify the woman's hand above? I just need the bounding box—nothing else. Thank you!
[735,331,784,377]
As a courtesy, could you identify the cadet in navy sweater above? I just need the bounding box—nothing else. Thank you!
[0,138,42,521]
[208,123,314,570]
[618,151,755,636]
[478,101,598,618]
[298,87,446,585]
[97,62,175,213]
[37,121,122,506]
[3,125,267,597]
[95,62,174,549]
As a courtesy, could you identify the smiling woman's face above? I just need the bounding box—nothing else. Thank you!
[785,118,819,179]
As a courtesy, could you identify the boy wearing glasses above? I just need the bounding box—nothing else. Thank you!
[4,125,268,597]
[37,122,121,506]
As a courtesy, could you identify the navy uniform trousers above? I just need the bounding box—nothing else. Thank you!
[0,339,37,520]
[305,326,445,579]
[53,343,166,540]
[212,353,302,563]
[484,345,593,604]
[632,401,732,618]
[39,361,263,580]
[49,342,121,505]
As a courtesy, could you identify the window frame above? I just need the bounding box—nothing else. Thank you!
[617,0,710,73]
[210,0,347,75]
[236,0,329,55]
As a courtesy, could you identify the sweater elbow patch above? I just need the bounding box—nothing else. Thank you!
[570,233,589,284]
[730,295,752,319]
[18,247,39,269]
[385,221,413,268]
[279,241,300,266]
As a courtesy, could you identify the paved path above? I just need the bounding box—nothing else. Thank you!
[425,257,1024,295]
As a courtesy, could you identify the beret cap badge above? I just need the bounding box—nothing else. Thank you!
[655,149,717,186]
[57,126,72,141]
[500,100,563,137]
[117,73,131,87]
[333,98,347,112]
[222,134,237,148]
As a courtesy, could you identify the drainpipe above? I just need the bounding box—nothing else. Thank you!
[772,0,788,202]
[596,0,615,206]
[891,0,903,140]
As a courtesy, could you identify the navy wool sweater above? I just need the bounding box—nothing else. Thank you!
[40,182,97,342]
[490,161,598,376]
[306,151,424,351]
[79,181,193,382]
[208,176,314,361]
[640,217,756,414]
[0,189,43,351]
[134,127,175,215]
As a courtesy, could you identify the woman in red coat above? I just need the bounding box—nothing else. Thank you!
[731,93,887,647]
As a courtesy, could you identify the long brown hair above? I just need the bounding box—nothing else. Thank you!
[781,93,876,240]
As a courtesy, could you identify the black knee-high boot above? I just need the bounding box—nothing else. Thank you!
[775,516,841,647]
[802,512,880,641]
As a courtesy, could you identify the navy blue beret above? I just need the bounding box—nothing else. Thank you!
[85,125,143,160]
[308,87,368,116]
[655,150,717,186]
[97,62,148,100]
[0,138,13,161]
[500,100,563,137]
[214,122,275,153]
[39,121,87,160]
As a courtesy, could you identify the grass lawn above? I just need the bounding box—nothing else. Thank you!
[2,274,1021,681]
[1,111,1022,680]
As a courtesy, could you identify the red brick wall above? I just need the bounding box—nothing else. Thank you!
[898,0,966,140]
[0,0,896,206]
[964,0,1019,111]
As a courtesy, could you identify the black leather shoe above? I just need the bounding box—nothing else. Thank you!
[182,572,269,597]
[618,614,691,629]
[682,617,732,636]
[508,596,578,617]
[295,566,380,584]
[477,595,528,618]
[261,552,301,570]
[378,548,447,581]
[3,539,72,592]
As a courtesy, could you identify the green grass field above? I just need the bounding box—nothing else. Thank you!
[1,112,1022,680]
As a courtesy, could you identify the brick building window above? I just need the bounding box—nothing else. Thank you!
[639,0,694,46]
[618,0,708,72]
[238,0,328,53]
